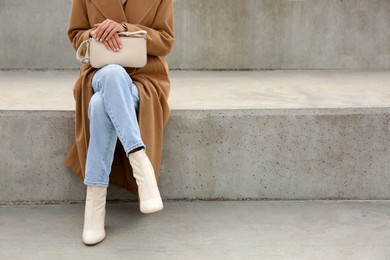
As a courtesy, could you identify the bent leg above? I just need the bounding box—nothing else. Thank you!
[84,92,117,186]
[92,64,144,155]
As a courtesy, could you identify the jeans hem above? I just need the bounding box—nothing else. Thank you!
[125,142,146,157]
[84,180,109,187]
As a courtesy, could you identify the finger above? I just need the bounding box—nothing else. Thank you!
[114,34,122,49]
[107,38,118,52]
[112,37,120,52]
[101,24,116,42]
[112,35,121,51]
[94,22,105,38]
[90,29,97,39]
[106,27,119,42]
[96,21,110,41]
[94,26,103,40]
[103,39,111,51]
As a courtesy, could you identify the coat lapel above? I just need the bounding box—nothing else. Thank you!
[124,0,160,23]
[91,0,128,22]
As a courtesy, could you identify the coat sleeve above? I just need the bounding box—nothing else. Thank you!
[123,0,175,57]
[68,0,93,50]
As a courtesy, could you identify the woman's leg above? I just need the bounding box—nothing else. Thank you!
[91,64,144,155]
[92,65,163,213]
[84,92,117,186]
[85,64,162,218]
[83,64,143,245]
[90,65,162,213]
[85,64,144,186]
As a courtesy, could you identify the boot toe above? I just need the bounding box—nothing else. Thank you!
[83,230,106,245]
[140,197,163,214]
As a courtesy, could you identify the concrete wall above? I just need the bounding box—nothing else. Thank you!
[1,108,390,203]
[0,0,389,70]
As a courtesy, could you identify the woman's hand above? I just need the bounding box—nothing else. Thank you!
[91,19,125,52]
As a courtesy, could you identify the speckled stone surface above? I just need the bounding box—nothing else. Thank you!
[1,108,389,202]
[160,109,390,200]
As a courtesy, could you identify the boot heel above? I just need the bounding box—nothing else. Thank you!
[140,197,163,214]
[83,186,107,245]
[129,149,163,214]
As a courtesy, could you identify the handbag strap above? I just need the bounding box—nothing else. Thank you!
[76,39,91,64]
[118,30,147,38]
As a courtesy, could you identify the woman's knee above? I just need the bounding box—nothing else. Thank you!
[100,64,130,82]
[94,65,132,92]
[88,92,105,119]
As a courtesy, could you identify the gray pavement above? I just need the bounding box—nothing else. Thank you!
[1,201,390,259]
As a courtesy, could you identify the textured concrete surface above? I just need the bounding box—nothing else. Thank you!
[1,70,390,110]
[1,108,390,202]
[1,201,390,259]
[160,109,390,200]
[171,0,390,70]
[1,70,390,202]
[0,110,136,202]
[0,0,389,70]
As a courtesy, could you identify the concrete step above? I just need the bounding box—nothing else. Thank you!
[0,0,389,70]
[1,201,389,259]
[1,70,390,203]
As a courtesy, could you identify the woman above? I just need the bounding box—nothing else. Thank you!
[65,0,174,245]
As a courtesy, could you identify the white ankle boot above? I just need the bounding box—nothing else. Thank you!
[82,186,107,245]
[129,149,163,214]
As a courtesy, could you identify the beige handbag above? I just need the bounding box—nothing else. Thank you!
[76,30,147,68]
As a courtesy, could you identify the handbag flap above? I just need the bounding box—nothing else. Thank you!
[89,36,147,68]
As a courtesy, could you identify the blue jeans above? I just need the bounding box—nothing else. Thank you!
[84,64,145,187]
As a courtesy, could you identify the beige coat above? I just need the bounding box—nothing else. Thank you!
[64,0,174,195]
